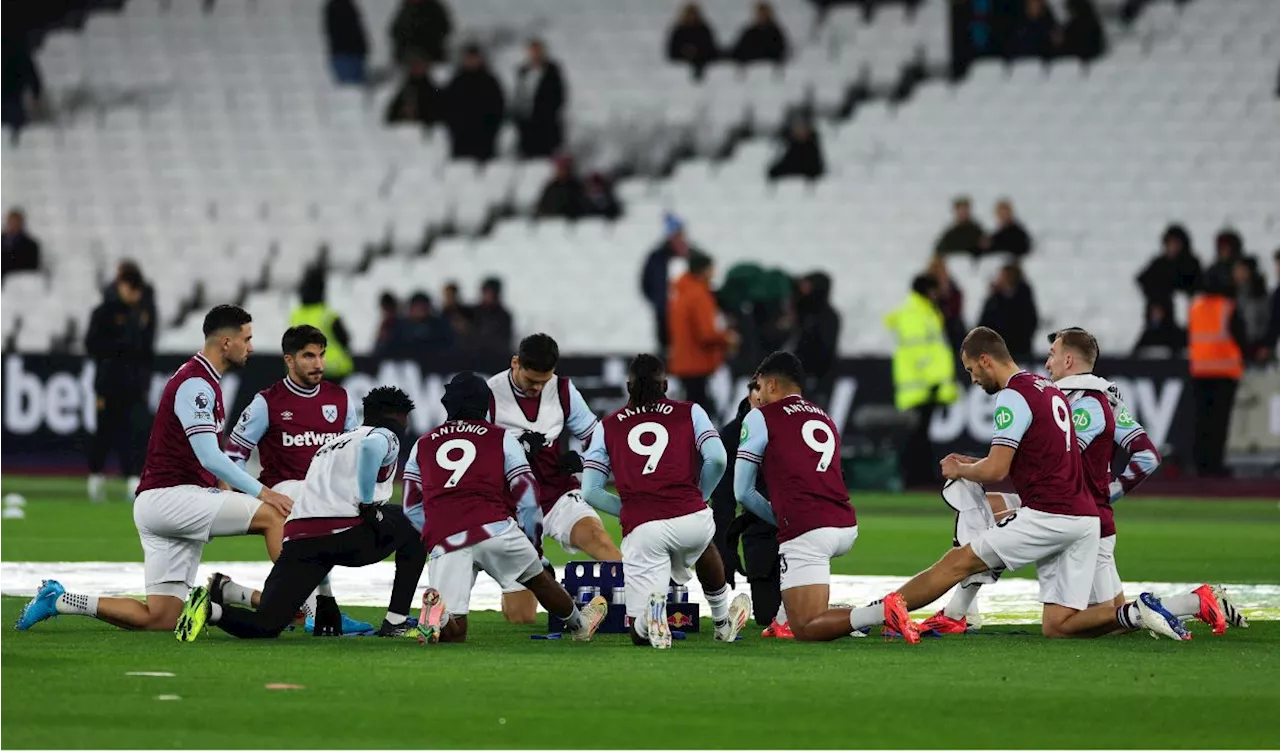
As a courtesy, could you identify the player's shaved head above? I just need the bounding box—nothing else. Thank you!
[627,354,668,409]
[1052,328,1099,368]
[753,351,805,405]
[960,327,1017,395]
[363,386,416,434]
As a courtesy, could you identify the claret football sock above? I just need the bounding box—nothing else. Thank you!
[705,584,730,625]
[54,593,98,617]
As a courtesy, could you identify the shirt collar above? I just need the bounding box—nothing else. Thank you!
[193,353,221,382]
[283,376,320,398]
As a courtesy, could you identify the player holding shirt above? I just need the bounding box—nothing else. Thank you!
[732,352,904,642]
[481,334,623,624]
[16,306,293,633]
[849,327,1198,643]
[175,387,427,641]
[922,327,1239,635]
[223,325,370,634]
[580,354,750,648]
[408,373,608,644]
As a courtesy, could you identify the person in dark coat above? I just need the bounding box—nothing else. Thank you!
[1054,0,1105,61]
[389,0,452,65]
[324,0,370,84]
[794,272,840,406]
[1007,0,1058,59]
[731,1,789,64]
[470,277,513,365]
[927,256,967,352]
[384,57,442,125]
[978,263,1039,360]
[1132,301,1187,355]
[709,383,784,630]
[1203,229,1244,291]
[1,208,40,278]
[582,172,622,220]
[640,213,695,355]
[933,196,986,257]
[667,2,719,79]
[767,119,825,181]
[511,39,566,159]
[1136,224,1201,312]
[387,291,453,357]
[443,44,505,162]
[985,199,1033,257]
[85,267,153,502]
[535,154,587,219]
[2,27,43,139]
[374,291,401,357]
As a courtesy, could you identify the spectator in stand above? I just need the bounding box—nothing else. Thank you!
[1262,249,1280,362]
[731,1,789,64]
[384,57,441,126]
[511,39,566,159]
[1132,301,1186,356]
[386,291,453,358]
[1054,0,1105,61]
[978,263,1039,360]
[374,291,401,357]
[324,0,370,85]
[389,0,452,66]
[1204,229,1244,289]
[440,280,472,341]
[2,27,43,140]
[1233,256,1271,361]
[291,266,354,379]
[668,251,737,411]
[984,199,1033,258]
[535,154,587,219]
[102,260,158,355]
[933,196,985,257]
[583,172,622,220]
[1136,223,1201,313]
[470,277,513,362]
[667,2,719,80]
[794,272,840,405]
[1,208,40,278]
[443,44,505,162]
[1008,0,1059,60]
[641,213,696,354]
[767,118,825,181]
[926,256,967,351]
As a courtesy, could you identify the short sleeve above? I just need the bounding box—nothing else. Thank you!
[227,393,269,453]
[1111,400,1148,450]
[174,377,219,438]
[736,409,769,465]
[503,431,535,483]
[991,389,1032,449]
[564,380,599,441]
[1071,395,1109,451]
[580,424,611,477]
[403,441,421,484]
[344,389,362,431]
[690,404,720,452]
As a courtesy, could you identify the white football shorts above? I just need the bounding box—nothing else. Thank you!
[779,525,859,591]
[620,507,714,620]
[133,485,262,598]
[972,506,1100,611]
[428,524,543,616]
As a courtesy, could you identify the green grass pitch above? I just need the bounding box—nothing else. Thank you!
[2,475,1278,748]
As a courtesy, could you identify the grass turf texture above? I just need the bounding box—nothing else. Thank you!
[3,475,1279,748]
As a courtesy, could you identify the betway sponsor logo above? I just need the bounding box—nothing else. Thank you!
[281,431,344,448]
[3,356,240,436]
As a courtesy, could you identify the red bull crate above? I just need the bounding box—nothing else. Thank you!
[547,561,700,634]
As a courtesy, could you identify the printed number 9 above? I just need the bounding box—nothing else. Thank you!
[1051,395,1072,452]
[801,419,835,472]
[436,439,477,487]
[628,421,669,475]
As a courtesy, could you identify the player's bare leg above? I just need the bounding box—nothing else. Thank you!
[93,594,186,630]
[897,544,991,610]
[246,503,286,560]
[780,584,858,641]
[501,590,539,624]
[568,516,622,560]
[521,570,607,641]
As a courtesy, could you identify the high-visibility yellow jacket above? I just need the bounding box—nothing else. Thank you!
[884,292,958,411]
[289,304,354,377]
